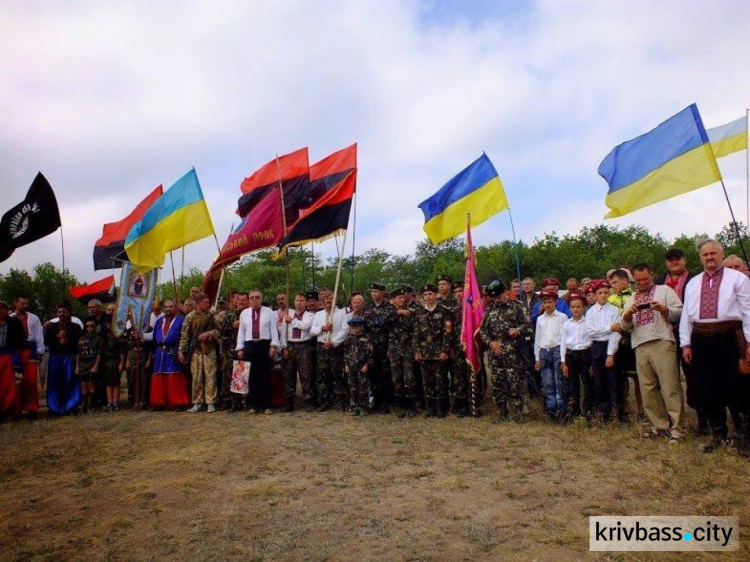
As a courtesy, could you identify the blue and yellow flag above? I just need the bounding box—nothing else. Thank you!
[707,116,748,159]
[599,104,722,219]
[124,168,215,273]
[418,154,508,244]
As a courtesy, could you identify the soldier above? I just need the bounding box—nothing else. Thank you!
[480,279,532,422]
[437,274,458,308]
[215,296,238,409]
[76,316,103,413]
[342,317,373,416]
[310,293,349,411]
[389,287,417,417]
[413,284,452,417]
[123,319,152,409]
[450,280,470,417]
[279,292,315,412]
[180,293,221,413]
[364,282,397,413]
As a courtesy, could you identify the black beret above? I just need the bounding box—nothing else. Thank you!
[665,248,685,260]
[348,317,365,326]
[486,279,506,297]
[452,281,464,291]
[422,283,438,294]
[370,282,386,291]
[437,274,452,284]
[390,287,405,297]
[305,291,319,300]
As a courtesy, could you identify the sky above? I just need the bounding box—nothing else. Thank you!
[1,0,748,284]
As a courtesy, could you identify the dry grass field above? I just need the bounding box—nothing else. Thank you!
[1,395,749,561]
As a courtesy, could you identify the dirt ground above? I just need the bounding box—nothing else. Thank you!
[1,395,749,562]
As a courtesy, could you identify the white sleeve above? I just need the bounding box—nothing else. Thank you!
[269,311,280,348]
[236,310,247,350]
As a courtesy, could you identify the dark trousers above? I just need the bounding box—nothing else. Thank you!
[521,338,540,396]
[244,340,272,410]
[591,341,620,419]
[566,348,593,416]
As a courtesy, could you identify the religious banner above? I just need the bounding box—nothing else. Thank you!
[113,261,158,336]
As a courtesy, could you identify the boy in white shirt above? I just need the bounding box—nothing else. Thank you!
[561,293,593,419]
[534,290,569,421]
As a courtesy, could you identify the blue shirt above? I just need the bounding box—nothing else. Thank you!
[531,299,572,326]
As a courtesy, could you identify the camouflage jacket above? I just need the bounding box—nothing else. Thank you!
[412,303,452,360]
[364,300,397,345]
[479,300,532,355]
[342,332,374,373]
[389,308,415,350]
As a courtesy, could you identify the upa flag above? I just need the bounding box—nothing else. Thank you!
[93,185,163,270]
[0,172,61,263]
[418,154,508,244]
[461,222,485,385]
[69,275,117,305]
[277,144,357,253]
[237,148,310,226]
[599,104,722,218]
[113,262,157,337]
[707,116,748,159]
[124,169,215,273]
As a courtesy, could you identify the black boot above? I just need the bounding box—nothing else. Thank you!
[436,400,447,418]
[424,399,435,418]
[280,398,294,413]
[81,393,90,414]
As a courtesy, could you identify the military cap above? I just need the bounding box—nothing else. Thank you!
[350,291,362,298]
[305,291,319,300]
[590,279,611,291]
[218,296,228,304]
[437,274,452,284]
[541,277,561,288]
[539,290,559,300]
[567,292,586,304]
[347,317,365,327]
[401,284,415,294]
[486,279,506,297]
[665,248,685,260]
[390,287,405,297]
[451,281,464,291]
[370,282,386,291]
[422,283,438,294]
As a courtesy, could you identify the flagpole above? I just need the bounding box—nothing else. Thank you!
[746,107,749,237]
[506,207,522,283]
[60,227,67,301]
[311,242,316,288]
[275,154,291,296]
[180,246,186,298]
[466,213,477,418]
[719,178,750,265]
[169,251,179,301]
[329,231,348,340]
[350,192,357,291]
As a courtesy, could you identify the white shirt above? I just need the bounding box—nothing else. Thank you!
[560,316,592,362]
[534,310,568,360]
[585,302,621,355]
[236,306,281,349]
[310,307,350,347]
[679,268,750,347]
[11,311,45,354]
[279,309,315,347]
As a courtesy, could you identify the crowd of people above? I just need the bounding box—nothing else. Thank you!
[1,239,749,456]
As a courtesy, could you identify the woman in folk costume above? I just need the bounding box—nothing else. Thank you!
[44,300,83,415]
[0,301,25,419]
[149,299,189,409]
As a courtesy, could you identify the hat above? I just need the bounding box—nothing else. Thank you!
[370,282,386,291]
[583,286,596,295]
[665,248,685,260]
[486,279,506,297]
[390,287,405,297]
[218,296,228,304]
[590,279,611,291]
[347,317,365,327]
[567,292,586,303]
[305,291,319,300]
[422,283,438,294]
[581,277,592,285]
[401,284,415,294]
[437,274,452,284]
[539,290,558,300]
[451,281,464,291]
[541,277,561,288]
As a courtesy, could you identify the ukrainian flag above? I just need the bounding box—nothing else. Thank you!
[707,116,748,159]
[599,104,722,219]
[419,154,508,244]
[125,168,215,273]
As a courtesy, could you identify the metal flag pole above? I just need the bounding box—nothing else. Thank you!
[169,251,179,301]
[60,226,67,301]
[465,212,477,419]
[506,206,522,283]
[719,178,750,265]
[350,191,357,291]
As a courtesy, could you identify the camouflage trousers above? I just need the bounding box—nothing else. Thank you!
[220,348,236,405]
[126,348,150,405]
[190,352,218,406]
[389,344,416,400]
[316,344,345,407]
[371,341,392,404]
[450,351,469,401]
[487,349,525,419]
[346,366,370,409]
[283,341,314,403]
[421,359,448,401]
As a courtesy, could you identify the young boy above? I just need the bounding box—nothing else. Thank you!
[585,280,621,422]
[534,290,569,421]
[342,317,373,416]
[76,316,103,413]
[561,293,593,419]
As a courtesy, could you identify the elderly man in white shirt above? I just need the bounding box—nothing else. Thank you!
[680,240,750,454]
[310,293,350,411]
[11,295,45,416]
[279,292,316,412]
[236,290,280,414]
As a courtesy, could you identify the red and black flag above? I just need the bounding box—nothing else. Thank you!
[237,147,310,226]
[278,144,357,253]
[69,275,117,305]
[0,172,61,263]
[93,185,163,270]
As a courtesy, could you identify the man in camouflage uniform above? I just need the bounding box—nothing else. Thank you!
[342,317,373,416]
[364,282,397,413]
[413,284,452,418]
[402,285,423,407]
[389,287,417,417]
[279,292,315,412]
[449,281,470,417]
[436,275,459,414]
[215,296,238,409]
[179,293,221,413]
[123,321,152,409]
[480,279,532,422]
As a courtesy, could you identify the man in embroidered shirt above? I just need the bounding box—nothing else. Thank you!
[279,292,315,412]
[680,240,750,454]
[311,293,350,411]
[621,263,685,441]
[534,290,569,421]
[11,295,45,417]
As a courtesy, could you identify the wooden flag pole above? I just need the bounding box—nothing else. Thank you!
[506,206,522,283]
[328,231,349,341]
[180,246,186,298]
[350,191,357,291]
[466,212,478,419]
[274,154,292,297]
[719,178,750,265]
[169,251,179,302]
[60,226,67,302]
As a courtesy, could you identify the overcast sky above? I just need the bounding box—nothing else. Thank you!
[1,0,748,284]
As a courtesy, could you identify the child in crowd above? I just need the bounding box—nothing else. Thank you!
[561,293,593,419]
[585,280,622,422]
[534,290,569,422]
[342,317,373,416]
[76,316,102,413]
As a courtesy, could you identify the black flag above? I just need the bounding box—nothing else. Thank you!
[0,172,61,263]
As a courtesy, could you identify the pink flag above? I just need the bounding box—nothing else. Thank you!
[461,222,485,379]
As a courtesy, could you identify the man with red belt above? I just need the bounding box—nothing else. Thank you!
[680,240,750,455]
[11,295,45,417]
